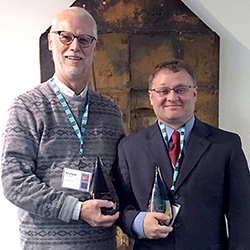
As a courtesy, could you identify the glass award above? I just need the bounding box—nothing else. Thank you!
[147,166,173,226]
[89,157,119,215]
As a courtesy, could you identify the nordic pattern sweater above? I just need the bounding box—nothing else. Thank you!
[1,80,125,250]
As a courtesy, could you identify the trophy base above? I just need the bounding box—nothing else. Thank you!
[101,202,119,215]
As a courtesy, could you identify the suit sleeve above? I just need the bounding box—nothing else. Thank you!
[115,139,141,237]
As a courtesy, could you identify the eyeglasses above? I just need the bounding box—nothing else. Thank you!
[51,31,97,48]
[149,85,195,96]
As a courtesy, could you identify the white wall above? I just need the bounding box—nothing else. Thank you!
[1,0,250,249]
[182,0,250,164]
[0,1,73,249]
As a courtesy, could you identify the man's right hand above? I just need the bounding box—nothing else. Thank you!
[80,199,119,227]
[143,212,173,239]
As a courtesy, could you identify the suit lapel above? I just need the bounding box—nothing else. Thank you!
[143,123,174,188]
[174,119,212,192]
[142,119,212,193]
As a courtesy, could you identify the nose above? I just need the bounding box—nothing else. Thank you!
[69,37,81,51]
[167,89,179,101]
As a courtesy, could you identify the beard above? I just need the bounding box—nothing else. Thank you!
[55,61,89,82]
[52,51,93,83]
[67,67,85,80]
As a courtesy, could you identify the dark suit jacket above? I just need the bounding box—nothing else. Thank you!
[116,118,250,250]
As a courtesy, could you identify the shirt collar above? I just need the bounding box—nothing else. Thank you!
[158,115,195,144]
[53,75,88,98]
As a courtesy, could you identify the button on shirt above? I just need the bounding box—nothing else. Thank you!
[132,116,195,238]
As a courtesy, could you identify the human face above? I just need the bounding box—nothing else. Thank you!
[48,10,97,84]
[149,68,197,130]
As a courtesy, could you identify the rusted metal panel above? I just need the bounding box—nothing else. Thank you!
[76,0,213,34]
[130,33,175,90]
[93,33,129,91]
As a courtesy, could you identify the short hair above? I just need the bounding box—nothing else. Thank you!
[148,59,196,88]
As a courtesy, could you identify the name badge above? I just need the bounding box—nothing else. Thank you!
[62,168,92,192]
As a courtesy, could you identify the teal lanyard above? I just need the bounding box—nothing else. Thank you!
[50,77,89,156]
[159,122,185,191]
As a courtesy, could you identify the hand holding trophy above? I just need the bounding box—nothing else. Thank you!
[148,166,173,226]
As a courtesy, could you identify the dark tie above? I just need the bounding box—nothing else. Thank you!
[169,131,180,166]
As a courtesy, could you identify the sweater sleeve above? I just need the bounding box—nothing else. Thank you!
[1,95,77,223]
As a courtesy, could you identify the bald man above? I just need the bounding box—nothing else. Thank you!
[1,7,125,250]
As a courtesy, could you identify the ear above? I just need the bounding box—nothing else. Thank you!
[93,40,99,52]
[48,33,52,51]
[148,90,153,105]
[193,86,198,102]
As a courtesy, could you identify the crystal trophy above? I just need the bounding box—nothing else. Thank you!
[147,166,173,226]
[89,157,119,215]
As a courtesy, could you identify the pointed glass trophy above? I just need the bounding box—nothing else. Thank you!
[147,166,173,226]
[89,157,119,215]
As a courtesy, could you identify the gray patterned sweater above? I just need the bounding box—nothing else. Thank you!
[1,80,125,250]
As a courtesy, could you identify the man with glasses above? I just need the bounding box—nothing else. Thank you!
[1,7,125,250]
[115,59,250,249]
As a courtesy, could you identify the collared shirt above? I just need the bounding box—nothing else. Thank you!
[53,74,88,98]
[132,116,195,238]
[52,75,86,220]
[161,115,195,152]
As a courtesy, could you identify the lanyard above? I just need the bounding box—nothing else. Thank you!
[159,122,185,191]
[50,77,89,156]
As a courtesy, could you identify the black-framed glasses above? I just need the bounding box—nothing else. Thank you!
[149,85,195,96]
[51,31,97,48]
